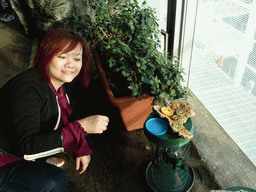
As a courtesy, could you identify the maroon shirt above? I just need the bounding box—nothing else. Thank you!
[0,84,92,167]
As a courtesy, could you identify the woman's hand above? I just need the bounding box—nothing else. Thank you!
[76,155,91,174]
[78,115,109,134]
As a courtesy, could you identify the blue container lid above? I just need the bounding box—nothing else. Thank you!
[145,118,168,136]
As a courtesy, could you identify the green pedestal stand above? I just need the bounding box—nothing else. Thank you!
[144,111,195,192]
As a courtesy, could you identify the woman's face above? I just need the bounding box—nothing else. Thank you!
[48,43,83,90]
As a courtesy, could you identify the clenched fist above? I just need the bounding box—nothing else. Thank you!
[78,115,109,134]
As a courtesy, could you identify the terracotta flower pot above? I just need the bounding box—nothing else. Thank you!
[108,93,154,131]
[92,48,154,131]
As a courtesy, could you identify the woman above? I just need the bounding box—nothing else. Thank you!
[0,28,109,191]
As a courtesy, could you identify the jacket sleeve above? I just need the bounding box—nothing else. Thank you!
[61,120,92,157]
[7,83,63,159]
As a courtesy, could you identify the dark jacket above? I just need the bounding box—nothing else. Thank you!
[0,68,83,160]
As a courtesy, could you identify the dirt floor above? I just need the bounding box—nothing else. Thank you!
[58,78,221,192]
[0,11,221,192]
[60,97,221,192]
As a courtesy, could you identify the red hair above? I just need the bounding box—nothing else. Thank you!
[32,28,91,87]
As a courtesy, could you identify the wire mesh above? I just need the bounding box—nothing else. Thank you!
[182,0,256,167]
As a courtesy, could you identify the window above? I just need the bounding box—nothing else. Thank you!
[175,0,256,166]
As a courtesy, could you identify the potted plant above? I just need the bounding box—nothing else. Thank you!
[70,0,191,131]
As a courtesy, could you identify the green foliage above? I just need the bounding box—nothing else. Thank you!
[74,0,191,105]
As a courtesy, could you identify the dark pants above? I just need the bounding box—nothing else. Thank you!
[0,158,69,192]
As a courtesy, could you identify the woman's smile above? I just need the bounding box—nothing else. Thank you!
[61,70,75,75]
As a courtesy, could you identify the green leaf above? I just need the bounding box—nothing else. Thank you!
[113,67,121,72]
[176,73,181,81]
[159,92,167,98]
[183,94,188,101]
[152,97,159,105]
[141,64,147,70]
[106,44,111,49]
[110,40,116,44]
[179,86,185,92]
[122,70,130,77]
[129,20,135,31]
[112,48,120,54]
[127,76,133,81]
[128,84,138,96]
[161,67,166,73]
[170,89,176,96]
[160,99,165,106]
[145,146,151,150]
[141,76,149,84]
[142,1,147,5]
[161,84,168,90]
